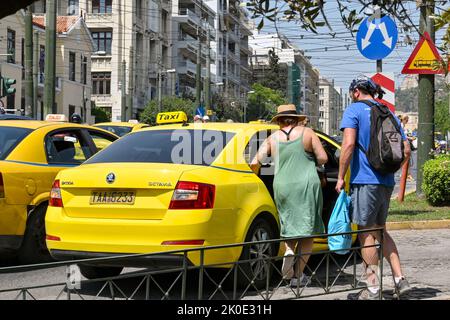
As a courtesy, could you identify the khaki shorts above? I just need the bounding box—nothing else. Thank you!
[350,184,394,227]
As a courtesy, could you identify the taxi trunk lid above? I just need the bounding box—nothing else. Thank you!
[58,163,198,220]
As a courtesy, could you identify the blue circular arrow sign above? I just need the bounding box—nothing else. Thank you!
[356,15,398,60]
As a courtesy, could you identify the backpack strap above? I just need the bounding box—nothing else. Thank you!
[355,100,378,154]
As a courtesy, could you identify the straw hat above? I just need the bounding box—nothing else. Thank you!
[271,104,306,123]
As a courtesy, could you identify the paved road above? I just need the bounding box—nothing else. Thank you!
[1,228,449,300]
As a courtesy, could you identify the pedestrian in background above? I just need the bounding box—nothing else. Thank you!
[193,115,203,123]
[399,115,415,181]
[250,104,328,288]
[336,76,412,300]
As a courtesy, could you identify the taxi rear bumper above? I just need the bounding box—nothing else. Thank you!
[49,249,192,269]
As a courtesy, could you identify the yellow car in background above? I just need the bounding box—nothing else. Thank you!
[94,121,150,137]
[0,120,118,263]
[46,112,350,283]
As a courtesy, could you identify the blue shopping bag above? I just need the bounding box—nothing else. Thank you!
[328,191,352,255]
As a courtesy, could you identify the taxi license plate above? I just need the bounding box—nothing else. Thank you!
[90,191,136,205]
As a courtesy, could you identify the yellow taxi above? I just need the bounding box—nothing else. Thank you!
[94,120,150,137]
[0,118,118,263]
[45,112,350,282]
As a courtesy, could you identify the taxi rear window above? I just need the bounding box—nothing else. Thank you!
[85,129,235,166]
[0,127,32,160]
[96,125,132,137]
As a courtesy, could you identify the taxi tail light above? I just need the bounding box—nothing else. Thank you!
[49,180,63,207]
[169,181,215,209]
[0,173,4,198]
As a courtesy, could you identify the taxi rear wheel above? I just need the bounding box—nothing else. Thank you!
[78,265,123,280]
[237,217,278,288]
[18,204,53,264]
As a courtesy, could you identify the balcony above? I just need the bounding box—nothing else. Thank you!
[227,51,240,64]
[240,18,253,36]
[177,60,197,79]
[178,40,215,63]
[91,55,112,72]
[85,13,113,25]
[240,41,252,55]
[240,61,252,74]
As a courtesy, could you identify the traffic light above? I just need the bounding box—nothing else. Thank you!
[0,74,16,98]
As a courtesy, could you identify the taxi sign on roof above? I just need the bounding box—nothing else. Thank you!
[45,114,67,122]
[402,32,444,74]
[128,119,139,124]
[156,111,187,124]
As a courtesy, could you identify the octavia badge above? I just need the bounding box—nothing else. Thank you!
[106,173,115,184]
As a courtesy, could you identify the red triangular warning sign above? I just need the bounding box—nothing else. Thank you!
[402,32,444,74]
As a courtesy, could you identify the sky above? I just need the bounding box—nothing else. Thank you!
[254,0,448,90]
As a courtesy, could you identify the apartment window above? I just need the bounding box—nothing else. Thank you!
[81,55,87,84]
[92,72,111,95]
[319,111,324,118]
[92,0,112,14]
[69,52,76,81]
[68,0,79,15]
[7,29,16,63]
[136,0,142,19]
[319,99,324,107]
[92,31,112,54]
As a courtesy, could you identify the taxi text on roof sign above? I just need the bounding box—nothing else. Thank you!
[45,114,67,122]
[156,111,187,124]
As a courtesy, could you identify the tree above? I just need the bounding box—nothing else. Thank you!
[259,49,287,97]
[247,83,287,121]
[212,93,243,122]
[139,96,195,125]
[91,106,111,123]
[435,95,450,135]
[248,0,450,57]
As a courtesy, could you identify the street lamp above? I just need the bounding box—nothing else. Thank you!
[158,69,176,113]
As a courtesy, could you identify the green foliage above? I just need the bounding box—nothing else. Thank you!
[422,155,450,206]
[258,50,287,97]
[435,96,450,135]
[91,107,111,123]
[139,96,195,125]
[247,83,287,121]
[247,0,449,52]
[212,93,243,122]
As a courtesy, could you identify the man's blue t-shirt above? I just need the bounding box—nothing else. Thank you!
[340,100,406,187]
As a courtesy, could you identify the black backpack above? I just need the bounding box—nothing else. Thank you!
[358,100,405,175]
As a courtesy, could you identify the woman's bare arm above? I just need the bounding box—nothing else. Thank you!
[310,130,328,166]
[250,137,272,174]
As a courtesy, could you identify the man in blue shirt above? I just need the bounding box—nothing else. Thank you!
[336,76,411,300]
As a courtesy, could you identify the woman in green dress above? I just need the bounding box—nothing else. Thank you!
[251,104,328,287]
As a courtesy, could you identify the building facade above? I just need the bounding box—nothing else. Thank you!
[0,10,94,121]
[319,77,342,136]
[171,0,215,100]
[32,0,173,122]
[205,0,252,101]
[249,31,320,128]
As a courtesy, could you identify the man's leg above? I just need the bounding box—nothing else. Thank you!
[358,226,380,292]
[374,225,404,279]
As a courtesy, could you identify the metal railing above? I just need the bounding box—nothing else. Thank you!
[0,228,384,300]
